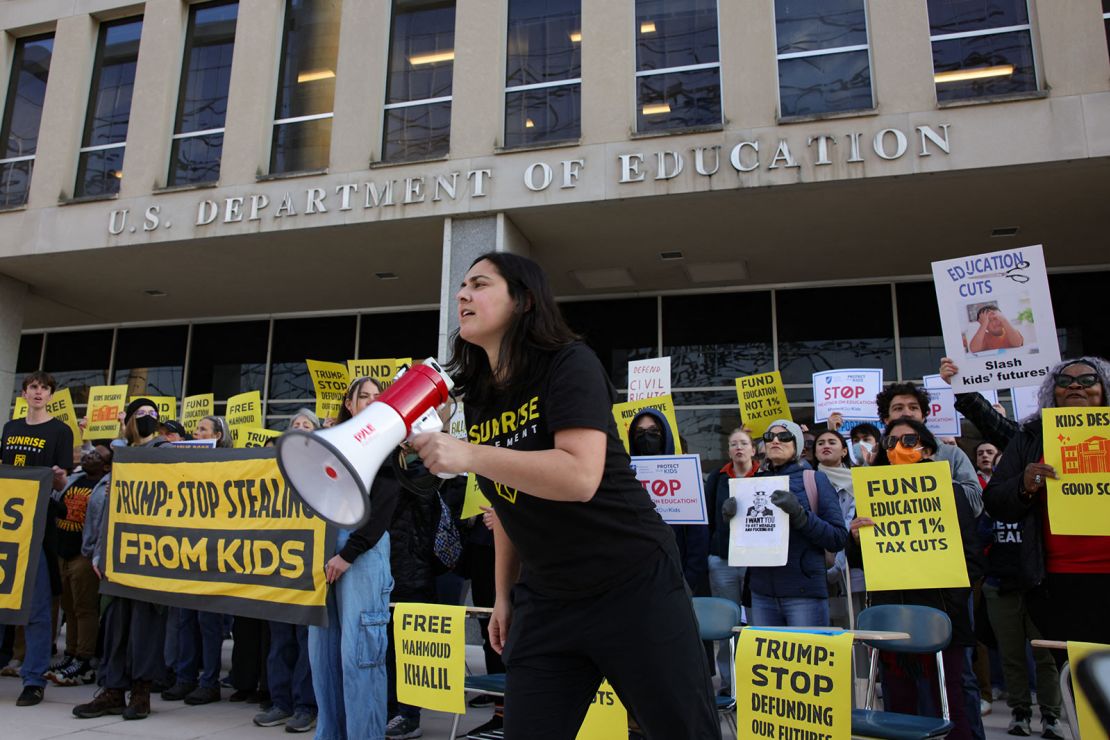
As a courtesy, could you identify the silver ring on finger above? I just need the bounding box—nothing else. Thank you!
[1034,474,1042,485]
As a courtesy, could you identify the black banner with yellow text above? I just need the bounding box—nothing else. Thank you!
[0,466,51,625]
[102,447,335,626]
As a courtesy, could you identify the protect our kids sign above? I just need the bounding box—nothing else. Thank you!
[1042,408,1110,536]
[931,245,1060,393]
[812,369,882,423]
[629,454,707,524]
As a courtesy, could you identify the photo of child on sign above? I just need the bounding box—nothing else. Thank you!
[961,296,1035,356]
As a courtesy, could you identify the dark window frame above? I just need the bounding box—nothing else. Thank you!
[0,32,55,207]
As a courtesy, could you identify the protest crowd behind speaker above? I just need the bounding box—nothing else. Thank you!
[1,257,1109,740]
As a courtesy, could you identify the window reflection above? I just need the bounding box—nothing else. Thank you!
[663,293,774,387]
[114,326,188,401]
[927,0,1037,102]
[561,298,657,388]
[896,282,944,382]
[269,316,355,401]
[187,321,268,401]
[43,330,114,407]
[0,34,54,206]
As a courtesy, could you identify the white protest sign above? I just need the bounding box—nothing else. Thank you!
[923,375,961,437]
[931,245,1060,393]
[1011,385,1040,421]
[812,369,883,423]
[630,454,707,524]
[627,357,671,401]
[727,476,790,567]
[448,400,467,441]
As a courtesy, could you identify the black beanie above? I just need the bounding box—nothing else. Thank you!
[125,397,159,423]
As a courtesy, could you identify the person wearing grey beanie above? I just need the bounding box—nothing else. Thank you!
[723,418,848,628]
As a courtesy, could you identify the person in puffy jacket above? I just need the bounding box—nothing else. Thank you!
[723,419,847,627]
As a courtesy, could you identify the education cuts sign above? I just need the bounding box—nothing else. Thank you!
[102,447,335,625]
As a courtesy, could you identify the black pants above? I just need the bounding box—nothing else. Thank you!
[230,616,269,692]
[469,541,505,675]
[101,597,167,689]
[1027,572,1110,668]
[502,549,720,740]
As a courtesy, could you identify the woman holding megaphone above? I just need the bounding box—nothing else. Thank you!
[410,253,719,739]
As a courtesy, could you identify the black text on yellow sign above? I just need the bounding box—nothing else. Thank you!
[102,448,334,626]
[0,468,51,625]
[393,603,466,715]
[738,628,853,740]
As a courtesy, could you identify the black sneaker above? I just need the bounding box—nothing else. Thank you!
[184,685,221,705]
[44,654,73,681]
[468,694,496,708]
[51,658,95,686]
[161,682,197,701]
[1008,712,1032,737]
[16,685,44,706]
[385,715,423,739]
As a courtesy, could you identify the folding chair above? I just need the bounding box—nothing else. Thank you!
[449,673,506,739]
[851,604,955,740]
[692,596,742,740]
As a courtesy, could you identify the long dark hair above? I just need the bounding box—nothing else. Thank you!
[449,252,578,408]
[337,377,382,423]
[874,417,937,466]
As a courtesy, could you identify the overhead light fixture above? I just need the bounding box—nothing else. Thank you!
[144,289,167,297]
[569,30,581,43]
[375,272,399,280]
[524,118,535,128]
[409,50,454,66]
[684,261,749,284]
[659,250,684,261]
[991,226,1020,237]
[110,169,122,179]
[934,64,1014,84]
[640,21,656,34]
[642,102,671,116]
[297,68,335,83]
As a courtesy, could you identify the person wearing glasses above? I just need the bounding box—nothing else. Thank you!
[849,417,983,740]
[979,358,1110,659]
[724,419,847,628]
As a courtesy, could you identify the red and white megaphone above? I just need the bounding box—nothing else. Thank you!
[277,358,454,528]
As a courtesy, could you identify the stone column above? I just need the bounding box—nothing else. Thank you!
[331,0,390,169]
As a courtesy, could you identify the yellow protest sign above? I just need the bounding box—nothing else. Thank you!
[1068,641,1110,740]
[611,394,683,454]
[460,473,491,520]
[735,371,791,437]
[347,358,413,391]
[306,359,350,422]
[574,679,627,739]
[227,391,263,448]
[0,468,52,623]
[181,393,214,434]
[135,395,178,424]
[393,602,466,714]
[11,397,27,420]
[853,461,969,591]
[102,447,334,625]
[1043,407,1110,535]
[45,388,81,442]
[241,428,280,448]
[84,385,129,441]
[737,628,853,740]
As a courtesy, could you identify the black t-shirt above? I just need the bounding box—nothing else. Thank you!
[465,342,676,598]
[57,474,97,559]
[1,417,73,470]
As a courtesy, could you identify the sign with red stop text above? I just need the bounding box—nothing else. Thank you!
[812,369,882,423]
[629,454,707,524]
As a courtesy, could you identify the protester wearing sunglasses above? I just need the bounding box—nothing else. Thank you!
[722,420,847,628]
[981,356,1110,664]
[849,417,983,740]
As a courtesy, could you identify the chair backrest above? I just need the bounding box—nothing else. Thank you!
[692,597,742,642]
[857,604,952,653]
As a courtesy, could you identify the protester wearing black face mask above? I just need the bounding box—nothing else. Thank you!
[627,411,709,597]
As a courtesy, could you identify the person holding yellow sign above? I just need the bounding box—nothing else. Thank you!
[411,253,719,739]
[848,417,982,740]
[983,357,1110,655]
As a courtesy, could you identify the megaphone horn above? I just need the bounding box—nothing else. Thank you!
[276,358,454,528]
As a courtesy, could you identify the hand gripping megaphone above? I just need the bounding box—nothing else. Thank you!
[276,358,454,528]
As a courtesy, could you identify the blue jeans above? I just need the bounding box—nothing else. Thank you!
[750,592,829,628]
[269,621,315,715]
[20,551,52,688]
[308,531,393,740]
[707,554,745,693]
[174,608,224,688]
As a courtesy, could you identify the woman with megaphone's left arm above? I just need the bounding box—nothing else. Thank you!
[306,381,401,740]
[410,252,721,740]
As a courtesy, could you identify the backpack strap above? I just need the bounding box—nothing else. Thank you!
[802,469,819,512]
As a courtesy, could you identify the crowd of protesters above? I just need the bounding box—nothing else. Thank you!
[2,338,1108,739]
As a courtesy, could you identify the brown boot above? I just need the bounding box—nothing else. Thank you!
[73,687,126,718]
[122,680,151,720]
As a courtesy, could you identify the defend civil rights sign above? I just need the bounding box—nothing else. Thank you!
[0,467,52,624]
[102,447,335,626]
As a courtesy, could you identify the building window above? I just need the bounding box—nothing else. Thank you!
[268,316,355,401]
[927,0,1037,103]
[503,0,581,149]
[168,0,239,186]
[271,0,340,174]
[773,0,872,118]
[113,325,188,400]
[634,0,721,134]
[561,298,657,387]
[75,18,142,198]
[383,0,456,162]
[0,34,54,207]
[42,329,114,407]
[187,320,268,403]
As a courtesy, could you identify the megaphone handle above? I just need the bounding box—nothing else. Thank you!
[408,408,459,480]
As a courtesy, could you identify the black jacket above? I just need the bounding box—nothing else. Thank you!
[982,421,1047,591]
[388,469,445,602]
